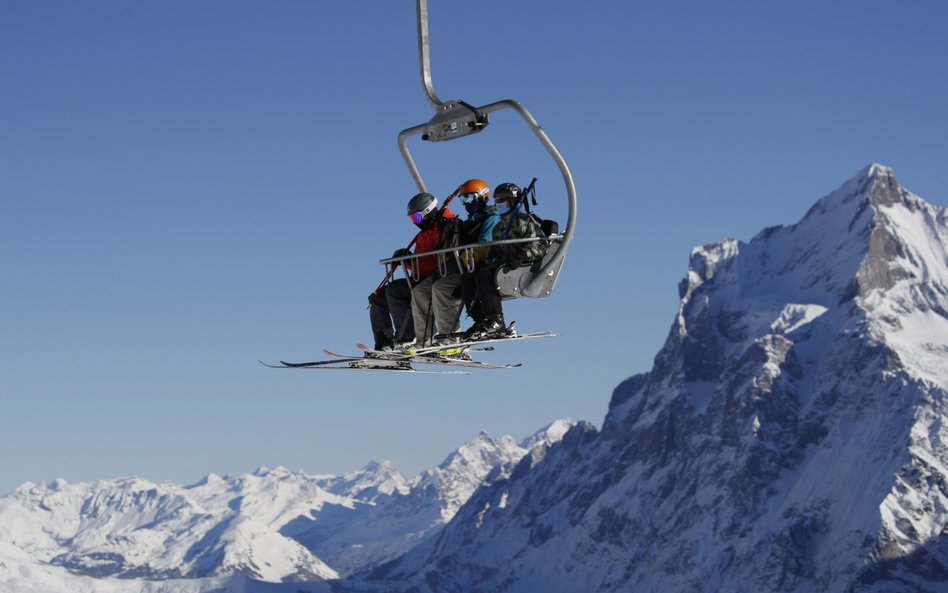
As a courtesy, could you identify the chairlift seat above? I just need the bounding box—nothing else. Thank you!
[496,220,563,300]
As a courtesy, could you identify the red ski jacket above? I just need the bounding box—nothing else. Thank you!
[408,208,457,279]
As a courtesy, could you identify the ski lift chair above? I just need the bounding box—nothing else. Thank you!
[382,0,576,302]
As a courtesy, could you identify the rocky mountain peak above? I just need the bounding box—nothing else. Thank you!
[519,419,578,450]
[320,460,410,501]
[357,165,948,593]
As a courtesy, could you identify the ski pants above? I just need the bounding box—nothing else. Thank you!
[472,263,503,321]
[411,273,463,344]
[369,278,414,343]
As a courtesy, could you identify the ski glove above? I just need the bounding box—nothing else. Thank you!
[502,251,524,273]
[390,247,412,270]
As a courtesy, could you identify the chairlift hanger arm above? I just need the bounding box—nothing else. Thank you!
[416,0,442,109]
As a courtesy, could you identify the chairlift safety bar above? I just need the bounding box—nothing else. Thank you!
[382,234,564,280]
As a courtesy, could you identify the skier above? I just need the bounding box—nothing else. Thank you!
[399,191,461,347]
[369,191,456,351]
[429,179,500,341]
[368,274,414,352]
[463,182,547,340]
[458,178,502,256]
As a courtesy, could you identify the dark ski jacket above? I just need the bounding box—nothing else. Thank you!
[492,211,547,267]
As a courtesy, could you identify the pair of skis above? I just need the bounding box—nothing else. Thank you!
[260,328,557,375]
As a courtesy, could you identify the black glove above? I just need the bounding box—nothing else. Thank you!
[390,248,412,270]
[502,252,524,273]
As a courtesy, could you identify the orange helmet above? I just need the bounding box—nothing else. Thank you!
[458,179,489,203]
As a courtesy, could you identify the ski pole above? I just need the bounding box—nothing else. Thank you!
[502,178,536,238]
[441,185,462,212]
[368,236,418,308]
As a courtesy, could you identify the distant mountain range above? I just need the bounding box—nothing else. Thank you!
[0,421,574,590]
[3,164,947,593]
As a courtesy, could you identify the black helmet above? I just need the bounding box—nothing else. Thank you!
[493,183,521,203]
[407,192,438,223]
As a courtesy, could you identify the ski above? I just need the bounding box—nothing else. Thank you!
[382,330,558,358]
[259,325,553,375]
[350,346,521,369]
[261,357,361,368]
[259,359,468,375]
[259,358,361,368]
[305,364,468,375]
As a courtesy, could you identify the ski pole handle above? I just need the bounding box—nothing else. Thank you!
[368,266,399,309]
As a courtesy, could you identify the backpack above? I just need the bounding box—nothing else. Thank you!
[438,215,462,250]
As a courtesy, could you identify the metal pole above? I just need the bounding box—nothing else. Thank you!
[417,0,444,110]
[398,124,428,193]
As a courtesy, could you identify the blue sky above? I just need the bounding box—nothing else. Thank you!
[2,0,946,494]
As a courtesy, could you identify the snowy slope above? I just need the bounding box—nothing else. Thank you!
[0,470,343,582]
[350,165,948,593]
[0,540,333,593]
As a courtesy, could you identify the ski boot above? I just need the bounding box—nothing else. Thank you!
[463,314,509,342]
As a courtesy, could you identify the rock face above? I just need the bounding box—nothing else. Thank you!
[353,165,948,593]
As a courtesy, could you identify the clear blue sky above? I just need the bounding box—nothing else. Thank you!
[2,0,946,495]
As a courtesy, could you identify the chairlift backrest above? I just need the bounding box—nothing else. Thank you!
[495,217,563,300]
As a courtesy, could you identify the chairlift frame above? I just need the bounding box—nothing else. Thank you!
[383,0,577,299]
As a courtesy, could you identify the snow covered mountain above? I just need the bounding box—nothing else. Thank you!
[348,164,948,593]
[0,421,572,589]
[293,421,576,576]
[317,460,411,502]
[0,470,343,583]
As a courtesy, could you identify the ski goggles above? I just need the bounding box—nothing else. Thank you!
[408,200,437,225]
[459,192,483,206]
